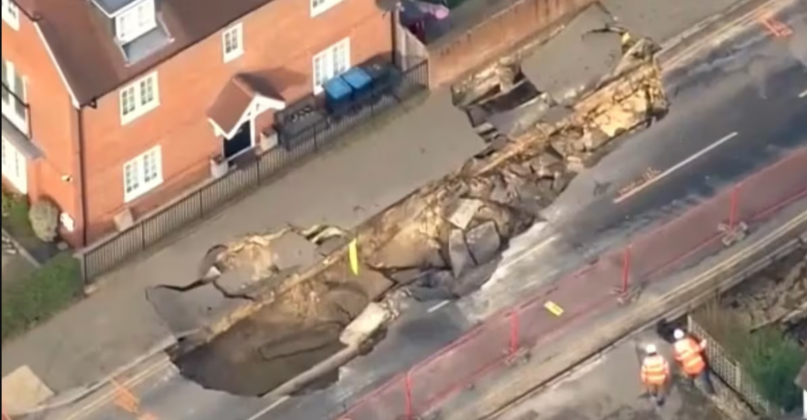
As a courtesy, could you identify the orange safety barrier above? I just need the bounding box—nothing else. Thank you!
[335,147,807,420]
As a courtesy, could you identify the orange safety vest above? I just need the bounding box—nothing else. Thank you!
[641,354,669,385]
[673,337,706,376]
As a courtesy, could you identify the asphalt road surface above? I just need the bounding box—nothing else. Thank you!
[45,3,807,420]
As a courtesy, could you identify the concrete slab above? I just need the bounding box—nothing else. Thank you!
[2,365,54,412]
[145,284,251,336]
[271,231,320,272]
[520,5,621,101]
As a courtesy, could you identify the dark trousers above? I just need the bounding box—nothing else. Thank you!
[689,370,715,395]
[646,383,666,406]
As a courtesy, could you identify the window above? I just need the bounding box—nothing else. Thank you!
[115,0,156,44]
[312,38,350,94]
[222,23,243,62]
[1,137,27,193]
[310,0,344,17]
[123,146,162,202]
[119,72,159,124]
[1,0,19,30]
[1,57,28,134]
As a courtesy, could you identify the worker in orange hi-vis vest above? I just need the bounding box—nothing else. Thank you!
[673,328,715,395]
[640,344,670,407]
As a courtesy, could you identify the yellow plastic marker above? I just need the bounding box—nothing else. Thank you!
[348,238,359,276]
[544,301,564,316]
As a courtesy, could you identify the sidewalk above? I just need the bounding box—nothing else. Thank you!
[0,89,485,394]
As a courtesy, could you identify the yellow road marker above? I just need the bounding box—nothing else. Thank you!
[348,238,359,276]
[544,301,564,316]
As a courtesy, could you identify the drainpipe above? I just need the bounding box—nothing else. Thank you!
[75,107,89,247]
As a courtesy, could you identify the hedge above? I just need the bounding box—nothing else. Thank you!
[1,253,83,342]
[739,326,806,412]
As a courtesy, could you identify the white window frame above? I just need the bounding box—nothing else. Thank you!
[122,145,162,202]
[119,72,160,125]
[1,136,27,194]
[115,0,157,44]
[312,38,350,94]
[1,0,19,30]
[1,57,28,135]
[310,0,344,17]
[222,23,244,63]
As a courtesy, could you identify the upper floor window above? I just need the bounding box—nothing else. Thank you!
[310,0,344,17]
[222,23,243,62]
[123,145,162,202]
[119,72,159,124]
[1,0,19,30]
[115,0,156,44]
[312,38,350,94]
[1,57,28,134]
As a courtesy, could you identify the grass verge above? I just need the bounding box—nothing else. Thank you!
[1,253,83,343]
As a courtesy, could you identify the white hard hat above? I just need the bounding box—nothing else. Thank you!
[673,329,685,340]
[645,344,658,354]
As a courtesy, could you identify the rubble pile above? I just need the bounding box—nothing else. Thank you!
[723,246,807,339]
[360,53,665,303]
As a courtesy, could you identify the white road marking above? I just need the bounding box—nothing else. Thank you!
[245,395,290,420]
[428,300,450,313]
[798,88,807,98]
[614,131,740,204]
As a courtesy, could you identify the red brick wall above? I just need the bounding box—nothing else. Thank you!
[1,13,83,246]
[426,0,597,87]
[80,0,392,242]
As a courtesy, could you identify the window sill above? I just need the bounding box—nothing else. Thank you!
[123,179,163,204]
[223,49,244,63]
[120,102,159,126]
[310,0,343,18]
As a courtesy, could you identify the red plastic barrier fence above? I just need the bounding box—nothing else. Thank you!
[338,148,807,420]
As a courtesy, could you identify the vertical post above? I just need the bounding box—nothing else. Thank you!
[728,184,739,230]
[404,371,413,420]
[621,245,631,294]
[509,311,519,355]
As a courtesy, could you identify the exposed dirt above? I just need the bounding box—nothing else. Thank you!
[176,260,392,396]
[721,244,807,344]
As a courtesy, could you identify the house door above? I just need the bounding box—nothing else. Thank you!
[223,121,252,160]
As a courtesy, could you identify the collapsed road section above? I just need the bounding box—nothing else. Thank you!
[145,20,668,397]
[133,1,674,397]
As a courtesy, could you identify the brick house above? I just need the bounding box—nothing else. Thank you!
[1,0,392,247]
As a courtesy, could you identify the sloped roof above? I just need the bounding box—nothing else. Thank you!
[206,74,284,136]
[27,0,275,105]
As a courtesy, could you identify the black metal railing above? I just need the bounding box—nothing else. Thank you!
[79,60,430,282]
[1,83,30,135]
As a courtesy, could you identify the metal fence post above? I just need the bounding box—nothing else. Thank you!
[404,371,413,420]
[509,311,519,356]
[621,245,631,294]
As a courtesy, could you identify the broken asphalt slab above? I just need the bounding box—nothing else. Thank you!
[520,4,623,102]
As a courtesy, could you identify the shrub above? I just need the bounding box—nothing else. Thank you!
[1,190,30,232]
[738,327,806,412]
[28,198,59,242]
[1,253,83,342]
